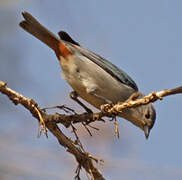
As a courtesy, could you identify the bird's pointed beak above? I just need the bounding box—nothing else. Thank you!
[144,125,150,139]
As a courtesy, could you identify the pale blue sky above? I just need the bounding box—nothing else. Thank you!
[0,0,182,179]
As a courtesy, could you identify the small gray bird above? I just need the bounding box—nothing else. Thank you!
[19,12,156,139]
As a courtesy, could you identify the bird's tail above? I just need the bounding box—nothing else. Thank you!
[19,12,60,53]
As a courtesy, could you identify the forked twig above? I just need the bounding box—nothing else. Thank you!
[1,80,182,180]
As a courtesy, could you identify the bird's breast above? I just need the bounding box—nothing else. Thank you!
[59,54,136,109]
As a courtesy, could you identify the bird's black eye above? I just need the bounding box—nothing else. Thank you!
[145,113,150,119]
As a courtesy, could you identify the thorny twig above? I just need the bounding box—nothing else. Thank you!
[1,80,182,179]
[75,164,82,180]
[0,81,105,180]
[41,105,76,114]
[114,117,120,139]
[101,87,182,114]
[82,122,93,137]
[71,123,86,152]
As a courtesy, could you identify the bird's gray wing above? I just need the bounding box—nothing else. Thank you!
[71,44,138,91]
[58,31,138,91]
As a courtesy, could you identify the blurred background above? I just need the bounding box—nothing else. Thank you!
[0,0,182,179]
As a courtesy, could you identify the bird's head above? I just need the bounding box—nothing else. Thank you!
[140,103,156,139]
[119,92,156,139]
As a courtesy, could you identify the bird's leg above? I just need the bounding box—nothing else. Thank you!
[70,91,93,113]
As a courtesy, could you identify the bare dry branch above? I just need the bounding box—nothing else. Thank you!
[101,87,182,114]
[1,80,182,180]
[0,81,105,180]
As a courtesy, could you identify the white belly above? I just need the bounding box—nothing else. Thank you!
[60,54,135,109]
